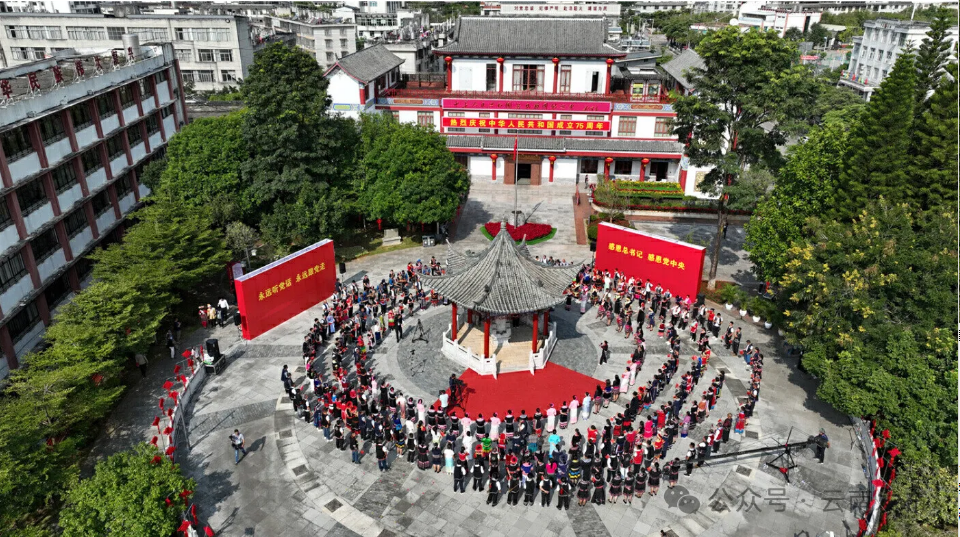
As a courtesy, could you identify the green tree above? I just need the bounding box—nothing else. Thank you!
[836,50,916,219]
[156,109,249,227]
[241,42,359,246]
[783,27,803,41]
[745,123,849,280]
[807,23,830,47]
[360,116,469,226]
[672,26,818,282]
[59,444,195,537]
[136,156,167,192]
[910,61,958,211]
[881,457,956,536]
[912,8,954,106]
[779,200,958,466]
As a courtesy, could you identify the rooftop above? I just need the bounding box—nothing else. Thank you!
[436,17,626,57]
[661,48,705,90]
[325,45,403,84]
[422,226,581,316]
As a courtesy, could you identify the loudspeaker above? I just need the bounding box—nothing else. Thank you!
[205,338,220,358]
[234,313,242,326]
[339,262,346,274]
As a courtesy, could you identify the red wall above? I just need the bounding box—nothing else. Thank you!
[594,222,705,300]
[234,239,336,340]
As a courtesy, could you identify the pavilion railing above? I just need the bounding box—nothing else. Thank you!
[442,323,497,377]
[528,322,557,374]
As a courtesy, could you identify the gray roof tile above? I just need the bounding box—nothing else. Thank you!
[437,17,626,57]
[331,44,403,83]
[661,49,704,90]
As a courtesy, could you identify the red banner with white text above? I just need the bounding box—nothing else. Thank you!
[594,222,705,300]
[234,240,336,340]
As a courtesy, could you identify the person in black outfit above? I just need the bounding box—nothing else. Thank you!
[539,476,552,507]
[556,477,571,510]
[685,443,696,476]
[454,453,467,493]
[486,478,502,506]
[507,476,521,506]
[523,475,537,506]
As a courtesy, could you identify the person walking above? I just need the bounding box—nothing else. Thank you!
[134,353,148,377]
[230,430,247,464]
[166,330,176,359]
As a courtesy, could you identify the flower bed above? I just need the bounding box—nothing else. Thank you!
[483,222,556,244]
[612,182,684,195]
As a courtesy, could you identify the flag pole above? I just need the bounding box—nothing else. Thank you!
[513,135,519,227]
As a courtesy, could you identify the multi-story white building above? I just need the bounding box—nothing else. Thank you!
[693,1,955,14]
[326,17,708,192]
[265,16,358,71]
[841,17,959,99]
[0,42,185,377]
[0,12,256,91]
[736,4,822,37]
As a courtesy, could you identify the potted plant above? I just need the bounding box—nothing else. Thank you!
[745,297,762,323]
[719,285,739,311]
[736,288,748,317]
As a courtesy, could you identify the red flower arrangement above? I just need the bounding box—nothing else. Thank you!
[484,222,553,241]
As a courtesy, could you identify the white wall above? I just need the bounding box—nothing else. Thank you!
[76,124,98,150]
[149,132,162,149]
[22,203,54,236]
[8,153,40,186]
[36,249,66,282]
[110,155,128,177]
[85,168,107,192]
[327,70,361,106]
[553,158,578,184]
[0,274,33,315]
[57,183,83,212]
[122,104,140,125]
[450,58,495,92]
[44,137,72,166]
[101,115,121,135]
[118,193,135,214]
[0,225,19,255]
[69,227,93,257]
[96,210,117,233]
[130,142,146,163]
[162,116,176,137]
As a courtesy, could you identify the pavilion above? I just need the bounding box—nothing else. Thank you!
[422,223,581,376]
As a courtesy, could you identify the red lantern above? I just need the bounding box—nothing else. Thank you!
[496,57,504,64]
[167,408,174,418]
[377,218,382,230]
[165,498,173,507]
[548,155,556,163]
[606,58,615,65]
[444,56,452,64]
[190,504,198,523]
[204,527,215,537]
[169,391,179,402]
[178,520,191,532]
[604,157,613,164]
[152,416,161,428]
[165,445,176,456]
[552,57,559,64]
[641,158,650,165]
[490,153,498,161]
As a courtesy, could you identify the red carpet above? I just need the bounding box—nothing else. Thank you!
[436,364,602,420]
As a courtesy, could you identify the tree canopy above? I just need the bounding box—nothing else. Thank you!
[59,444,195,537]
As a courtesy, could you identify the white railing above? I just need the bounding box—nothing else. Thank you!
[442,324,497,377]
[528,322,557,374]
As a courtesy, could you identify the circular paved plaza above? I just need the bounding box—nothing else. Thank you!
[180,247,867,537]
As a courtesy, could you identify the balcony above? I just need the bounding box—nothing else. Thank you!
[383,87,672,104]
[0,273,33,315]
[69,227,93,257]
[37,249,66,282]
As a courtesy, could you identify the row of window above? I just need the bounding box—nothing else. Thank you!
[181,70,236,83]
[480,64,602,93]
[6,24,231,42]
[1,74,172,164]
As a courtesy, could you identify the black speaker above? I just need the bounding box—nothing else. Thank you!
[339,262,346,274]
[234,313,242,326]
[205,338,220,358]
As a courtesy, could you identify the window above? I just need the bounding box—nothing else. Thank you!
[584,115,605,136]
[654,117,673,138]
[326,52,335,61]
[617,116,636,137]
[52,163,78,193]
[64,208,89,237]
[0,252,27,293]
[417,111,434,127]
[341,50,349,58]
[195,70,215,83]
[558,66,571,93]
[107,26,125,40]
[557,114,573,135]
[127,125,143,146]
[39,114,66,144]
[91,190,112,216]
[7,302,39,342]
[44,274,71,309]
[154,70,168,84]
[70,103,93,130]
[129,27,168,41]
[340,29,347,36]
[324,29,332,37]
[74,257,93,280]
[25,26,63,39]
[181,71,196,85]
[31,228,60,262]
[198,49,215,62]
[325,39,334,48]
[118,84,136,108]
[5,25,27,39]
[218,49,233,62]
[82,149,103,175]
[12,47,45,60]
[898,33,906,46]
[447,112,466,118]
[115,175,133,198]
[590,71,600,93]
[1,126,34,162]
[512,64,544,92]
[161,105,173,119]
[97,93,117,118]
[221,70,236,82]
[17,180,48,215]
[145,115,160,135]
[614,160,632,175]
[174,49,192,62]
[486,64,497,91]
[340,39,348,48]
[177,28,230,42]
[0,199,10,229]
[67,26,107,40]
[106,135,126,160]
[139,78,154,99]
[886,50,892,61]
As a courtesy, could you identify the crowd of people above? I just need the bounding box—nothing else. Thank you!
[275,258,768,509]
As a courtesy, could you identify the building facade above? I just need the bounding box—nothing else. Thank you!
[0,12,255,91]
[0,42,185,376]
[324,44,404,118]
[266,16,358,71]
[736,5,822,37]
[841,17,959,99]
[350,17,697,191]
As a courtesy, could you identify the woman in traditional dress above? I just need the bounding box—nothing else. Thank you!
[444,441,455,474]
[591,473,606,505]
[558,402,569,430]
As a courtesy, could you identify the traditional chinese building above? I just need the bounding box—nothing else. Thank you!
[325,16,712,193]
[423,223,581,375]
[0,42,185,377]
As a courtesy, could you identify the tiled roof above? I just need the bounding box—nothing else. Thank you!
[331,45,403,83]
[423,225,581,315]
[436,17,626,57]
[660,49,705,90]
[445,136,683,155]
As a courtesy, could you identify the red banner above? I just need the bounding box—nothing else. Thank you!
[442,98,612,113]
[234,240,336,340]
[442,117,610,131]
[594,222,705,299]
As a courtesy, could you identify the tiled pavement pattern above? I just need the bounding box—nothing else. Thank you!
[87,185,865,536]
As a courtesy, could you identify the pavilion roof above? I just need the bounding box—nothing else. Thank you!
[422,223,581,316]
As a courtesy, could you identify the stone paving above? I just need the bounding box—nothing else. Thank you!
[84,185,866,537]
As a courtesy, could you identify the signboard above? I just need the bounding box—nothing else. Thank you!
[442,98,612,113]
[443,117,610,131]
[594,222,705,300]
[500,2,620,16]
[234,239,336,340]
